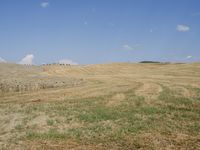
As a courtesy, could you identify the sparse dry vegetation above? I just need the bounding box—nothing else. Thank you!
[0,62,200,149]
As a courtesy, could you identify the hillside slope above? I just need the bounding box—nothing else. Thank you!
[0,62,200,149]
[0,63,81,93]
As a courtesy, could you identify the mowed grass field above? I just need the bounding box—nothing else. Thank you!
[0,62,200,149]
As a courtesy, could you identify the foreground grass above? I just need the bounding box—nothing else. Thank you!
[1,85,199,149]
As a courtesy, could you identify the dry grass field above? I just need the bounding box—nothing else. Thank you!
[0,62,200,149]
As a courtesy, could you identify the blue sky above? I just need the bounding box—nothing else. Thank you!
[0,0,200,65]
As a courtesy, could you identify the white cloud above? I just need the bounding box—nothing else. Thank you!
[0,57,6,63]
[186,55,192,59]
[123,44,141,50]
[40,2,49,8]
[176,25,190,32]
[19,54,34,65]
[58,59,78,65]
[123,44,134,50]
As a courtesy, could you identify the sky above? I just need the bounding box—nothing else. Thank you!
[0,0,200,65]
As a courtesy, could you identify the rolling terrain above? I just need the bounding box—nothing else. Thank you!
[0,62,200,149]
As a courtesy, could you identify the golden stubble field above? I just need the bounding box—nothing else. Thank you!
[0,62,200,149]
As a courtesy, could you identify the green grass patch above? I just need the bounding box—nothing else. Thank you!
[46,119,55,126]
[27,129,68,140]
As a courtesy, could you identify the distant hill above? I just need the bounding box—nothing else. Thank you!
[139,61,162,63]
